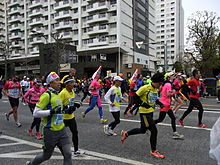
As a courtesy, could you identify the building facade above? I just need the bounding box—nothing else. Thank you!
[155,0,184,71]
[0,0,157,78]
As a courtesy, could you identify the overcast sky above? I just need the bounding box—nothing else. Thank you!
[182,0,220,44]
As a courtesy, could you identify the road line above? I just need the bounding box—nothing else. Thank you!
[0,135,153,164]
[0,142,26,147]
[120,118,211,131]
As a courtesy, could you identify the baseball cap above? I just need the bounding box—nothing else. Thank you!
[114,76,123,81]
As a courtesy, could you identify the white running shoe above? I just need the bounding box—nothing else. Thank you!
[104,125,110,135]
[73,150,85,157]
[16,122,22,127]
[108,128,117,136]
[173,132,184,139]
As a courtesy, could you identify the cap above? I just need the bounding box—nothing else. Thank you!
[164,72,174,79]
[114,76,123,81]
[119,73,123,77]
[46,72,59,84]
[177,73,182,76]
[181,74,186,78]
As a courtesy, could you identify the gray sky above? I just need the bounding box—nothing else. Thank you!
[182,0,220,44]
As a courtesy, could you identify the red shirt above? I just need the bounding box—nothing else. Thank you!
[187,78,200,99]
[129,82,136,96]
[3,80,21,98]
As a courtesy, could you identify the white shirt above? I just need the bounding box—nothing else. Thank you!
[104,86,123,112]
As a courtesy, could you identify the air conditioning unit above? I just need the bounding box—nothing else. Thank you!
[127,64,132,68]
[143,65,148,69]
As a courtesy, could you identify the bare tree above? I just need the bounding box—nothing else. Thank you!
[186,11,220,76]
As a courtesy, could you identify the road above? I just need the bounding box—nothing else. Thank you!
[0,96,219,165]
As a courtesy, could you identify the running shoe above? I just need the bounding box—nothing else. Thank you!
[104,125,110,135]
[25,161,31,165]
[108,129,117,136]
[177,119,184,127]
[198,124,208,128]
[73,150,85,157]
[81,112,85,120]
[28,129,34,137]
[16,122,22,127]
[121,130,128,144]
[100,119,108,124]
[5,113,9,121]
[36,132,43,140]
[150,150,165,159]
[172,132,184,139]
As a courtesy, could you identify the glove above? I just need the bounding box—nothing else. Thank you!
[74,103,81,108]
[156,99,164,108]
[62,105,69,114]
[50,105,62,115]
[68,106,76,114]
[141,102,151,109]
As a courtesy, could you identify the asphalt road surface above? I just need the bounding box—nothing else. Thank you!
[0,96,219,165]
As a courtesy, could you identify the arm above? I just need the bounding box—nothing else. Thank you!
[23,89,31,103]
[104,88,114,105]
[33,107,50,118]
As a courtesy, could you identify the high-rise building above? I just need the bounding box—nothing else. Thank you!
[155,0,184,71]
[0,0,157,77]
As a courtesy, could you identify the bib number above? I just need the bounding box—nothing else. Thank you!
[149,93,158,103]
[69,98,75,106]
[54,114,63,125]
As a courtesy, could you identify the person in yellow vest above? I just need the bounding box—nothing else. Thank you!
[26,72,72,165]
[217,75,220,102]
[121,73,165,159]
[59,76,85,156]
[60,68,76,84]
[103,76,127,136]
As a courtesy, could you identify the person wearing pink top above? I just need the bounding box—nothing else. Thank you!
[154,73,184,139]
[23,79,45,139]
[172,73,184,114]
[81,79,108,124]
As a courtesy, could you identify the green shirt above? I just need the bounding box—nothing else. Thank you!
[36,92,64,131]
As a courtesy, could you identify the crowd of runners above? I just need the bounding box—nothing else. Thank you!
[0,67,210,164]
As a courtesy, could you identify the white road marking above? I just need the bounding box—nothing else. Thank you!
[0,135,153,165]
[0,142,26,147]
[1,101,8,103]
[120,118,211,131]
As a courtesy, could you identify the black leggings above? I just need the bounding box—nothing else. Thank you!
[64,118,79,152]
[154,110,176,132]
[29,103,41,132]
[180,98,204,125]
[81,91,90,102]
[127,113,157,151]
[108,111,120,130]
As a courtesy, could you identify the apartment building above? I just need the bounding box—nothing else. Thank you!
[155,0,184,71]
[0,0,157,77]
[0,0,5,53]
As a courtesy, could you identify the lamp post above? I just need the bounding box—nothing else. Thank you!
[136,41,168,72]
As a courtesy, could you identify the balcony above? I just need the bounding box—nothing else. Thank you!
[9,32,22,39]
[60,31,72,39]
[8,0,22,7]
[29,0,43,8]
[87,25,109,35]
[29,18,44,26]
[87,14,109,24]
[88,37,109,47]
[11,50,23,57]
[29,9,44,17]
[29,27,45,35]
[54,11,72,20]
[29,37,44,45]
[8,7,21,15]
[8,15,22,23]
[30,47,39,54]
[87,2,109,13]
[54,21,73,30]
[9,24,21,31]
[11,41,22,48]
[54,1,73,10]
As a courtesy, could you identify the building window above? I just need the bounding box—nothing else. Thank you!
[109,23,116,28]
[137,58,140,63]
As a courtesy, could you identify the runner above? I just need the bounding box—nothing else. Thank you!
[80,78,91,105]
[23,79,45,140]
[104,76,127,136]
[121,73,165,159]
[154,72,184,139]
[59,76,85,156]
[20,76,30,105]
[2,76,22,127]
[172,73,184,114]
[178,69,208,128]
[26,72,72,165]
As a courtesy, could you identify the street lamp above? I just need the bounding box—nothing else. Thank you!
[136,41,168,72]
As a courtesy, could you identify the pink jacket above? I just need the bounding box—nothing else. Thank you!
[23,87,45,104]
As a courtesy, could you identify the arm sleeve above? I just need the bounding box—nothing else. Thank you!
[104,87,113,104]
[33,107,50,118]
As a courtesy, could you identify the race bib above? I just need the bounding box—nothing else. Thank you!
[9,89,19,96]
[69,98,75,106]
[149,93,158,103]
[115,94,121,103]
[54,114,63,125]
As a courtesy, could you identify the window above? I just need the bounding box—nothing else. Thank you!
[110,0,116,5]
[73,19,78,24]
[99,24,106,30]
[137,58,140,63]
[137,2,145,12]
[110,11,117,16]
[109,23,116,28]
[91,55,97,62]
[137,32,145,40]
[73,8,78,13]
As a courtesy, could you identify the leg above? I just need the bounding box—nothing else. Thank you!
[57,144,72,165]
[154,111,166,124]
[180,98,195,121]
[167,110,176,132]
[109,111,120,130]
[194,99,204,125]
[173,97,183,113]
[84,96,97,115]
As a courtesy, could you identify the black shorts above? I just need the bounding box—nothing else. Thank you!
[8,97,19,108]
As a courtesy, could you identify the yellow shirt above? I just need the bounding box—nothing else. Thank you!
[59,88,75,120]
[136,84,159,114]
